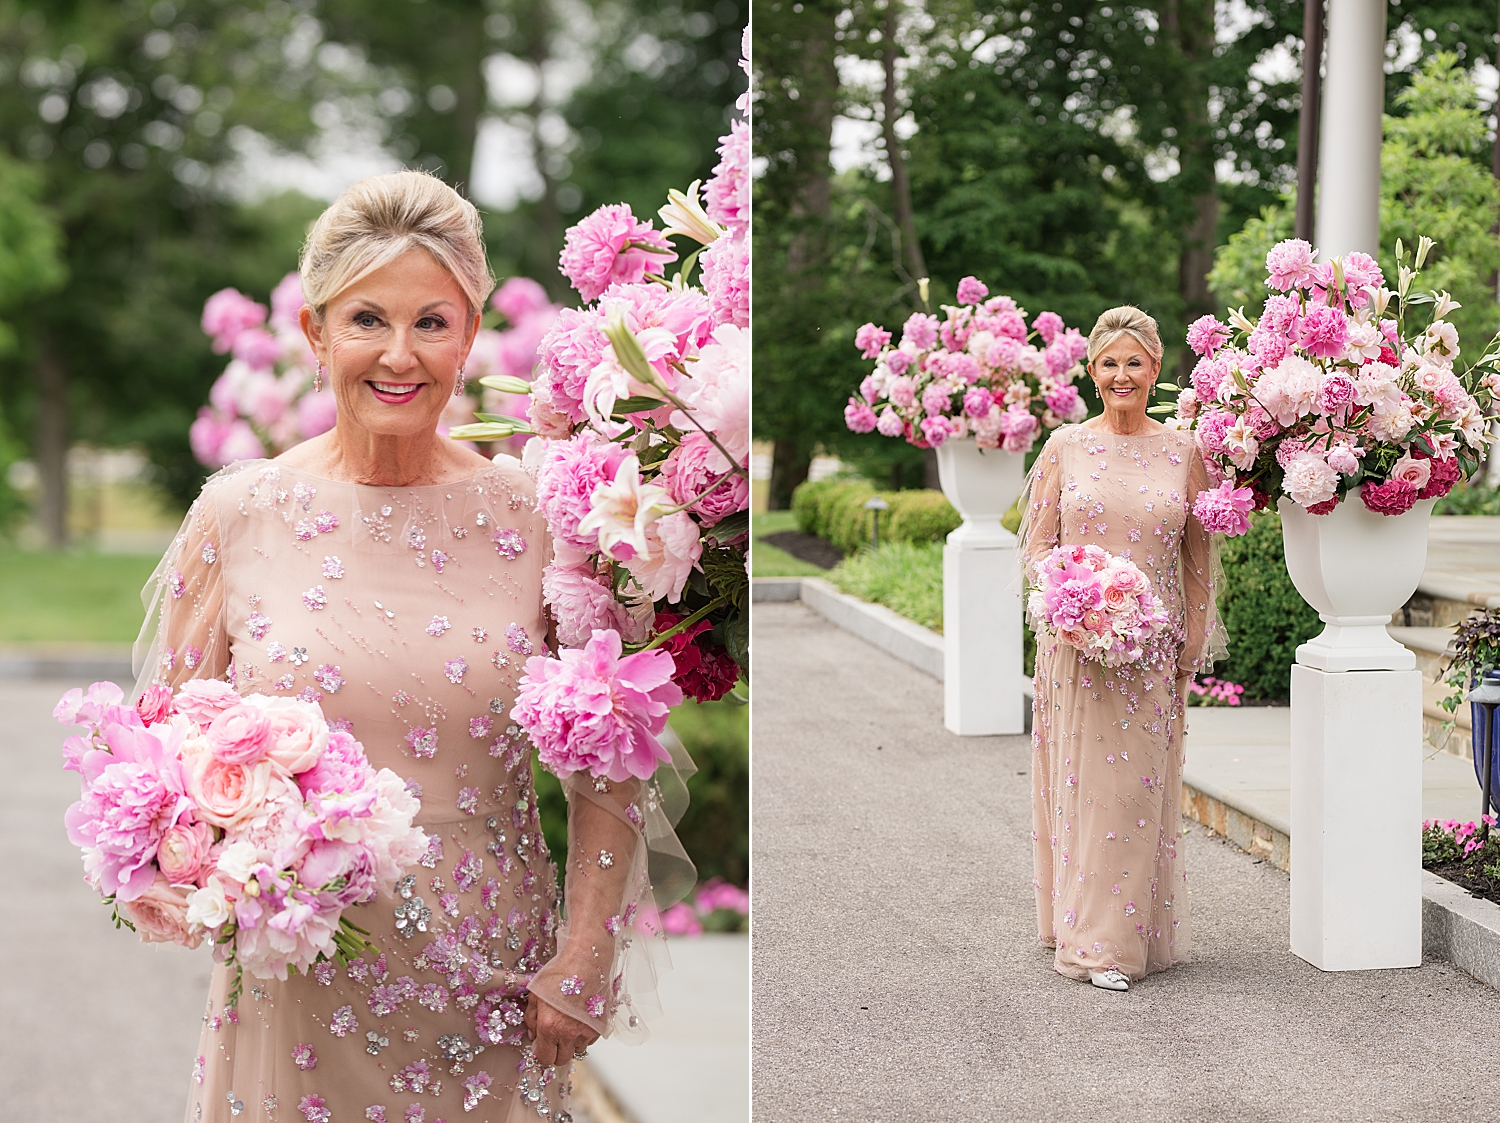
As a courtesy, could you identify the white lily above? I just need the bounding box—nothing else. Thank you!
[658,180,723,246]
[578,454,674,562]
[1432,290,1462,321]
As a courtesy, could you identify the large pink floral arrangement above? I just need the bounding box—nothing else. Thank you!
[192,273,560,468]
[846,278,1090,451]
[1168,237,1497,527]
[57,680,426,1002]
[456,31,750,779]
[1027,545,1171,668]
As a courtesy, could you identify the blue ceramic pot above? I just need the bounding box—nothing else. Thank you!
[1471,669,1500,816]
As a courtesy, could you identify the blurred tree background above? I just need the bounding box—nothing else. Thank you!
[0,0,746,536]
[752,0,1500,505]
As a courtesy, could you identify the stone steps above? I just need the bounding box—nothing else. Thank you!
[1389,623,1474,761]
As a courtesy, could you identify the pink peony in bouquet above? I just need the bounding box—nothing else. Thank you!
[1165,236,1497,530]
[1027,545,1172,668]
[846,278,1090,451]
[454,30,751,777]
[56,679,426,1002]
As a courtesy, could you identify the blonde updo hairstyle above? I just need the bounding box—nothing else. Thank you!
[1086,305,1164,369]
[298,170,495,322]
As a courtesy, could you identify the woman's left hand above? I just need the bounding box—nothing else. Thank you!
[525,993,600,1066]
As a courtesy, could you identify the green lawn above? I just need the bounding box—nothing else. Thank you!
[827,541,945,631]
[751,510,826,577]
[0,550,158,643]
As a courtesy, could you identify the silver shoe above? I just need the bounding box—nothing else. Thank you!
[1089,968,1130,991]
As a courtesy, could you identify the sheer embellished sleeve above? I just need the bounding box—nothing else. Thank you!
[1179,450,1229,677]
[1017,430,1066,580]
[531,754,697,1043]
[132,474,231,697]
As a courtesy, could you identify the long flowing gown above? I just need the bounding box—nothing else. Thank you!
[138,458,693,1123]
[1019,424,1225,982]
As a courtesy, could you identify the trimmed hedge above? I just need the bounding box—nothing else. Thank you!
[1214,511,1323,703]
[792,477,961,555]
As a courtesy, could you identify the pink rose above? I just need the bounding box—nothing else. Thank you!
[157,820,216,885]
[188,754,274,831]
[1388,453,1432,491]
[174,680,242,725]
[1102,584,1130,612]
[136,683,175,725]
[260,703,329,774]
[1107,567,1143,594]
[119,873,202,948]
[207,704,273,765]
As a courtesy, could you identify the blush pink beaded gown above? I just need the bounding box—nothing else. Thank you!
[137,458,693,1123]
[1019,424,1225,983]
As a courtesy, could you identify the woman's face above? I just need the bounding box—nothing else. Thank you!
[1088,335,1160,415]
[301,248,480,440]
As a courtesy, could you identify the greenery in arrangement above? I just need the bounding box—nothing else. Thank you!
[791,476,960,556]
[533,694,749,892]
[1211,512,1323,703]
[0,550,158,643]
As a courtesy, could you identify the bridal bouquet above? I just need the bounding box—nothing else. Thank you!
[1028,545,1171,668]
[57,679,427,1003]
[1168,236,1497,530]
[455,30,751,781]
[845,277,1090,451]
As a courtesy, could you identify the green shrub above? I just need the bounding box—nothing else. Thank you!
[1213,511,1323,703]
[1435,478,1500,515]
[791,477,961,555]
[828,541,945,630]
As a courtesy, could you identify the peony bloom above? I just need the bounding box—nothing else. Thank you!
[492,276,553,323]
[876,407,904,438]
[623,510,705,604]
[1296,304,1350,360]
[512,629,683,782]
[855,322,891,359]
[921,382,952,417]
[1191,481,1255,537]
[173,679,243,725]
[558,204,676,303]
[884,349,911,377]
[1282,452,1339,508]
[202,288,267,354]
[1186,315,1231,358]
[543,562,650,649]
[1360,478,1419,516]
[1190,356,1229,401]
[659,430,748,526]
[845,397,878,433]
[956,276,989,305]
[902,313,940,350]
[268,272,306,334]
[1032,310,1064,345]
[704,120,750,238]
[1326,442,1360,475]
[1044,384,1085,422]
[887,375,916,409]
[578,454,675,563]
[535,431,631,553]
[295,389,338,440]
[964,386,995,417]
[1265,239,1316,292]
[1317,371,1356,416]
[700,232,749,328]
[920,415,955,447]
[651,611,741,703]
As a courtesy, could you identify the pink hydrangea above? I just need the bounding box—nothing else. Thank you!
[1186,315,1230,358]
[704,120,750,238]
[201,288,267,354]
[534,430,632,552]
[511,629,682,782]
[1417,455,1462,500]
[1297,304,1350,360]
[1265,239,1316,292]
[701,233,749,328]
[956,276,989,305]
[659,430,749,526]
[855,323,891,359]
[1032,311,1065,345]
[1360,478,1419,516]
[902,313,940,350]
[558,204,676,303]
[1191,481,1255,537]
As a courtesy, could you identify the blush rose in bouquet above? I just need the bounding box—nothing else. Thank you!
[1027,545,1172,668]
[454,32,750,778]
[1165,236,1497,532]
[846,276,1090,451]
[56,679,427,1005]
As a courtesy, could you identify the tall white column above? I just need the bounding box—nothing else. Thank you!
[1314,0,1386,257]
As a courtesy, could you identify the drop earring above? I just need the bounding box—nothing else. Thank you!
[454,364,466,397]
[313,361,323,393]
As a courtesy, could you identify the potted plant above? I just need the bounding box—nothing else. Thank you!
[1163,236,1498,670]
[1440,608,1500,811]
[844,276,1089,544]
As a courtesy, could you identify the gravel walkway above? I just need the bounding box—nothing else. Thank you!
[752,601,1500,1123]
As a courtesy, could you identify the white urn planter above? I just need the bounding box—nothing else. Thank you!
[934,439,1028,736]
[1278,487,1438,672]
[1280,484,1430,972]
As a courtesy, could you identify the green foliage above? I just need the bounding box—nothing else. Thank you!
[791,476,961,556]
[828,540,943,631]
[1435,478,1500,515]
[532,694,749,892]
[1212,511,1323,703]
[1207,195,1295,317]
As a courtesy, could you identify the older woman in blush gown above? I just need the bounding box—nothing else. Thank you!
[139,171,689,1123]
[1019,305,1226,992]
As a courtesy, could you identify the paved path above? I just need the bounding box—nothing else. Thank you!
[753,601,1500,1123]
[0,677,741,1123]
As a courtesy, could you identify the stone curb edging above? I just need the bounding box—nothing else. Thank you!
[755,576,1500,992]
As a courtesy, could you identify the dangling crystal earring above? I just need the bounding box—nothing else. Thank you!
[313,361,324,393]
[454,364,466,397]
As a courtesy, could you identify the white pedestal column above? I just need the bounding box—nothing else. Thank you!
[935,441,1027,736]
[943,531,1024,735]
[1315,0,1386,257]
[1289,664,1423,970]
